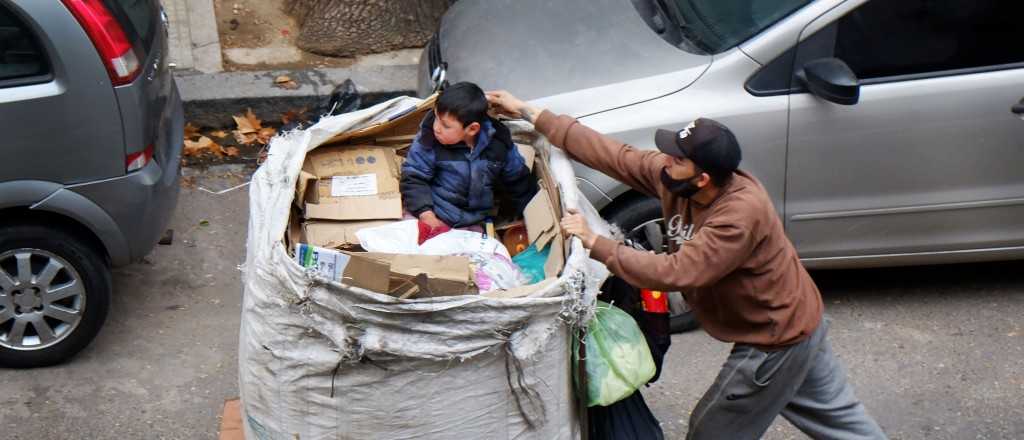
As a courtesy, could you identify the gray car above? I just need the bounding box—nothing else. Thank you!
[0,0,182,367]
[420,0,1024,271]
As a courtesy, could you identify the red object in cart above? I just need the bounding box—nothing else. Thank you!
[639,289,669,314]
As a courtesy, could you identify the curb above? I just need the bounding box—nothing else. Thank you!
[175,64,419,128]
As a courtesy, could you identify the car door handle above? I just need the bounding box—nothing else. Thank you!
[1013,98,1024,115]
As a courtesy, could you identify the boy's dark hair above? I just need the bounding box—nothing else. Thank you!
[436,82,488,127]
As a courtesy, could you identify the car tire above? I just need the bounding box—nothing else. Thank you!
[605,196,700,334]
[0,224,111,368]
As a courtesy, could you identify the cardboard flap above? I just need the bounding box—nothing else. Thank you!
[359,252,470,283]
[517,144,536,172]
[325,94,437,145]
[304,220,393,249]
[304,194,403,221]
[295,170,317,207]
[524,187,556,249]
[341,255,391,292]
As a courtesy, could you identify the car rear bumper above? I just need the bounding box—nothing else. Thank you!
[61,83,184,266]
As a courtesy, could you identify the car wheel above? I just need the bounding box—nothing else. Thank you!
[0,224,111,368]
[605,196,700,334]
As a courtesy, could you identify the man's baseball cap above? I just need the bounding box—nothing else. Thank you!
[654,118,742,179]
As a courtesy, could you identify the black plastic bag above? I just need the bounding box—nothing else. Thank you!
[588,390,665,440]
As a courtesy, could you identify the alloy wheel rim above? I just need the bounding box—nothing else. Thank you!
[0,249,86,351]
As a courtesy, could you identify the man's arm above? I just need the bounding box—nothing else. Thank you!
[562,203,759,292]
[593,216,757,292]
[486,90,663,197]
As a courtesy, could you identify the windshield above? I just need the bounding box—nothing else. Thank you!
[670,0,811,54]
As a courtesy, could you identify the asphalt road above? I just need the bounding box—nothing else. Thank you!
[2,184,1022,439]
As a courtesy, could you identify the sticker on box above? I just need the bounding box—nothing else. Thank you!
[331,174,378,197]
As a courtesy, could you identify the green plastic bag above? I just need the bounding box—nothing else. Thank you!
[574,302,657,407]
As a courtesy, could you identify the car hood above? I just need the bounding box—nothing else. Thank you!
[439,0,711,117]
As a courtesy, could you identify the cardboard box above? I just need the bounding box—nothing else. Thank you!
[299,145,404,221]
[353,252,475,298]
[304,220,393,249]
[296,244,391,292]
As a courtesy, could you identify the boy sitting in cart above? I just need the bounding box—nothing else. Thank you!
[400,82,537,240]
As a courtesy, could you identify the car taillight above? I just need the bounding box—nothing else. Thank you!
[61,0,141,86]
[126,145,154,172]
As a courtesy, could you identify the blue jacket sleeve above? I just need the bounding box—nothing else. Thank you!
[501,143,539,214]
[400,133,436,216]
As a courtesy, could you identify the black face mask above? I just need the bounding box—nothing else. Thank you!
[661,168,701,199]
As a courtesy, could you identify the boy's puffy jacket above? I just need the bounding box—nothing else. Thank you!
[401,110,538,227]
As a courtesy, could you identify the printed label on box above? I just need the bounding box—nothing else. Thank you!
[331,174,378,197]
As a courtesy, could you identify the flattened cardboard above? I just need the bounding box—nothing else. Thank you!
[517,144,536,172]
[304,220,393,249]
[302,145,403,221]
[340,254,391,292]
[325,94,437,146]
[524,187,556,250]
[354,252,475,297]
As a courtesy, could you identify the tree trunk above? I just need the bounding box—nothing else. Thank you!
[284,0,452,57]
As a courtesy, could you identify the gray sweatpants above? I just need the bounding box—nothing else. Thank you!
[687,317,886,440]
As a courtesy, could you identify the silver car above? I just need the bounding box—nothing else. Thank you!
[420,0,1024,271]
[0,0,182,367]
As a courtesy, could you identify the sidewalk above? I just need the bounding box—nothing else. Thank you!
[162,0,420,127]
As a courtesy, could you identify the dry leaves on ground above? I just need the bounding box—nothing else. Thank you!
[280,108,309,125]
[274,75,299,90]
[184,135,220,157]
[232,108,277,146]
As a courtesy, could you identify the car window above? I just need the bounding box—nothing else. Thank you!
[672,0,811,54]
[835,0,1024,80]
[0,4,49,83]
[104,0,157,50]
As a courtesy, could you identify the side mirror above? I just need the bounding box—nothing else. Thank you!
[796,58,860,105]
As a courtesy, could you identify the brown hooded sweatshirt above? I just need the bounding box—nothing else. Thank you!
[535,111,822,350]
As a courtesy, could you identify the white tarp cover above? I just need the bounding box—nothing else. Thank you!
[239,97,609,440]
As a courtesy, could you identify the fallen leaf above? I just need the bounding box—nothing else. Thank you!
[233,130,258,145]
[257,127,277,144]
[233,109,261,134]
[184,122,201,140]
[199,220,210,227]
[280,108,308,125]
[274,76,299,90]
[183,136,214,156]
[210,130,229,139]
[222,146,241,157]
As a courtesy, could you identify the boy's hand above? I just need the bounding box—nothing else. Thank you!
[560,209,598,249]
[419,210,447,230]
[486,90,543,124]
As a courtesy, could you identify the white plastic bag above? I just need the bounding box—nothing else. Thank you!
[354,219,420,253]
